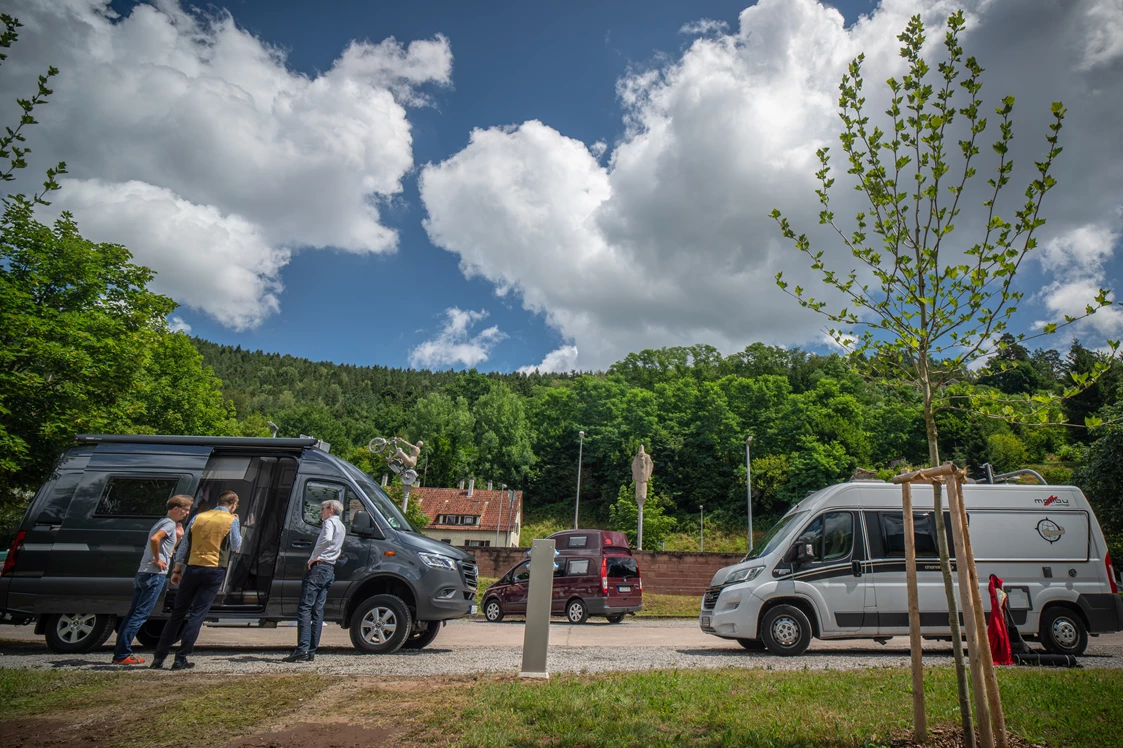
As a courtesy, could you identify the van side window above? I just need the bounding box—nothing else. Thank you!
[797,512,854,563]
[567,535,589,549]
[877,512,949,559]
[512,563,531,583]
[95,476,178,517]
[303,481,361,529]
[36,473,83,523]
[567,558,591,576]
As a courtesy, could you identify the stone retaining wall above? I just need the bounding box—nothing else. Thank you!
[468,547,743,597]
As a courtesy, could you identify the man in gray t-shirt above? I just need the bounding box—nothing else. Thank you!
[112,495,193,665]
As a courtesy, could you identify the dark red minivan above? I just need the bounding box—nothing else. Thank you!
[481,529,643,624]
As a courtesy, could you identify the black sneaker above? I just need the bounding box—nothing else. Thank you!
[282,651,310,663]
[170,659,194,671]
[306,653,315,663]
[149,658,165,670]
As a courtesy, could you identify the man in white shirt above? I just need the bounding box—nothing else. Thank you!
[284,499,346,662]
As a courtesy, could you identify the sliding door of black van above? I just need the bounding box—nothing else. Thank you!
[280,477,371,620]
[42,443,212,615]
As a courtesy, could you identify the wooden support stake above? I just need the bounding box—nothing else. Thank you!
[945,474,995,748]
[901,481,927,741]
[951,473,1008,748]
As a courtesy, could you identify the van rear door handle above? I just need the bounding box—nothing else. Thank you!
[292,540,312,548]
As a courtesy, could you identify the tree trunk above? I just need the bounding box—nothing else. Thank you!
[922,372,976,748]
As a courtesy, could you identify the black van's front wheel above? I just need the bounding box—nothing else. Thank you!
[350,595,413,654]
[760,605,812,656]
[44,613,116,654]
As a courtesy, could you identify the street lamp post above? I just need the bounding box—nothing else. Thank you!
[573,430,585,530]
[746,435,754,554]
[699,504,704,552]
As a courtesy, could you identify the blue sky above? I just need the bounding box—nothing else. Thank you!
[7,1,1122,372]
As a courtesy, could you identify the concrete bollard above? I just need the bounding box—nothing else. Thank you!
[518,538,556,679]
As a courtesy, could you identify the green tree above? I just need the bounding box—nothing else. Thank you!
[768,12,1114,736]
[985,432,1027,473]
[473,383,535,485]
[0,206,177,494]
[408,393,476,487]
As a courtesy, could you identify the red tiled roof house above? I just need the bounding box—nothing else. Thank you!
[410,481,522,548]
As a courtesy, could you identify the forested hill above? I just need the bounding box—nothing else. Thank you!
[195,338,1120,530]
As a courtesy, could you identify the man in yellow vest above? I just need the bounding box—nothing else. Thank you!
[151,491,242,670]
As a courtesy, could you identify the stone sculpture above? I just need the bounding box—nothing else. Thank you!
[631,444,654,506]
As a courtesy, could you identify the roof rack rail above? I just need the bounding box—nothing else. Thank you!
[978,463,1047,485]
[75,434,320,449]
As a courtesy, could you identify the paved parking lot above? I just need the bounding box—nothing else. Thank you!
[2,619,1121,676]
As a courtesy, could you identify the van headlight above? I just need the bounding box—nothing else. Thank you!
[725,566,764,584]
[418,552,458,570]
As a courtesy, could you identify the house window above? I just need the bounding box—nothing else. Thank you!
[464,539,491,547]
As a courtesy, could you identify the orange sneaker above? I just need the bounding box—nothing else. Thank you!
[112,655,145,665]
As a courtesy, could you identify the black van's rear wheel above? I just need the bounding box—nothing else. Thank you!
[566,598,588,624]
[134,620,167,648]
[401,621,442,650]
[760,605,812,656]
[44,613,116,654]
[350,594,412,654]
[1040,606,1088,656]
[483,598,504,622]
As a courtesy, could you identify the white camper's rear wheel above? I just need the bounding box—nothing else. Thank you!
[1040,606,1088,656]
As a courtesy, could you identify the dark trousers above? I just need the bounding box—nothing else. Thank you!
[154,565,225,661]
[295,562,335,655]
[113,572,167,660]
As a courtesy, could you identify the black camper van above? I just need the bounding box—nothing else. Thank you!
[0,435,478,654]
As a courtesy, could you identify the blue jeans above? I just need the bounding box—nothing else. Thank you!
[295,562,335,655]
[154,565,225,661]
[113,572,167,660]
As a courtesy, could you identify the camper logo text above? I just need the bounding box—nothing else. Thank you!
[1035,495,1070,507]
[1036,518,1066,544]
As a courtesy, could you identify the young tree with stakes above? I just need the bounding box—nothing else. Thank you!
[771,11,1117,747]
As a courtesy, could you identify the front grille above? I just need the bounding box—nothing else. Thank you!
[461,560,478,589]
[702,586,722,610]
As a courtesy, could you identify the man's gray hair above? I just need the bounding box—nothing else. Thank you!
[323,500,344,517]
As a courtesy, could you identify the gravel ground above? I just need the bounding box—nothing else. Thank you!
[2,620,1120,676]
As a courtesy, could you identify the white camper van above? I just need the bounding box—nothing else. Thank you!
[700,481,1122,656]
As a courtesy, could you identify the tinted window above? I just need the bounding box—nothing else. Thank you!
[567,558,591,576]
[880,512,941,558]
[606,556,639,578]
[95,477,178,517]
[822,512,854,561]
[796,512,853,563]
[512,563,530,583]
[567,535,589,549]
[37,473,82,523]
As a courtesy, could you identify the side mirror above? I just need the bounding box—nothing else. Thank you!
[351,510,384,540]
[784,545,799,564]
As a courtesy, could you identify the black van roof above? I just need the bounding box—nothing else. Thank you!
[75,434,320,449]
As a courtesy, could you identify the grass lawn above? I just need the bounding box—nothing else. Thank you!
[2,666,1119,747]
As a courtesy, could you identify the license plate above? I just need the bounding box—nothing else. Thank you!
[618,585,632,593]
[471,604,478,615]
[701,616,711,628]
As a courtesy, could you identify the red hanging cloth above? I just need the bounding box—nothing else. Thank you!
[988,573,1014,665]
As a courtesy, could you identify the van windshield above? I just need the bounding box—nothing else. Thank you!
[340,463,418,533]
[744,511,808,561]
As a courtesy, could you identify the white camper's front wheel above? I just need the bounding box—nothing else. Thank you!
[760,605,812,656]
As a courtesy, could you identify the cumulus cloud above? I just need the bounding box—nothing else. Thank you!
[168,316,192,334]
[408,308,506,369]
[1036,225,1123,337]
[2,0,451,329]
[519,345,580,374]
[679,19,729,35]
[421,0,1123,370]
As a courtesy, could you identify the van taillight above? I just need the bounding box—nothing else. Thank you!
[1,531,26,577]
[1107,553,1118,595]
[601,558,608,594]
